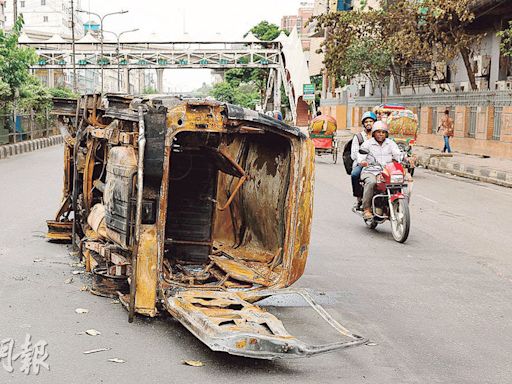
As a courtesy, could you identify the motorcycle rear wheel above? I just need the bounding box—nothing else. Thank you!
[390,199,410,243]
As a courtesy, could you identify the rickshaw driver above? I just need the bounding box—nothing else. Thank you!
[358,121,402,220]
[351,111,377,210]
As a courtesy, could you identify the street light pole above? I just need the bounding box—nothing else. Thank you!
[70,0,78,93]
[104,29,139,92]
[77,9,128,94]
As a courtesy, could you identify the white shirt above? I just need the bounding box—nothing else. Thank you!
[350,130,372,165]
[357,138,402,175]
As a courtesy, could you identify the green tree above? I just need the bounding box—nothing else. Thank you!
[221,21,289,108]
[498,20,512,58]
[143,86,158,94]
[47,86,78,99]
[247,20,284,41]
[0,16,38,102]
[314,0,483,93]
[211,81,259,109]
[212,81,236,104]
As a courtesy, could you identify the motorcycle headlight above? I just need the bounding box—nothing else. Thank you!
[390,174,404,183]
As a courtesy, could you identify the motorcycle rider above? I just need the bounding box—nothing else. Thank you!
[358,121,402,220]
[351,111,377,209]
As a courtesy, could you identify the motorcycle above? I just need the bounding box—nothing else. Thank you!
[353,149,411,243]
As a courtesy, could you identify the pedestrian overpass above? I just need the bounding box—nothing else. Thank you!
[20,29,312,125]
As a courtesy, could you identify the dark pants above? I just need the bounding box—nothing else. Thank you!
[442,136,452,153]
[351,165,363,198]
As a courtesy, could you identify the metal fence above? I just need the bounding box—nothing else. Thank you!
[431,108,438,135]
[469,107,478,138]
[347,90,512,108]
[493,106,503,141]
[0,110,55,145]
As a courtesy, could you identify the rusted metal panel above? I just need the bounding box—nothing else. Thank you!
[165,289,366,359]
[103,146,138,249]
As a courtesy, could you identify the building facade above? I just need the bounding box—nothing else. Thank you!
[281,3,313,51]
[4,0,83,38]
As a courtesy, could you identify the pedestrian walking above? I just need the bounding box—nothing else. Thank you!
[438,109,454,153]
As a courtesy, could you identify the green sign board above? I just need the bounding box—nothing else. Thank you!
[303,84,315,101]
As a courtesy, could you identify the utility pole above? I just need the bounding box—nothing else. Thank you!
[77,9,128,94]
[70,0,78,93]
[104,29,139,92]
[13,0,17,24]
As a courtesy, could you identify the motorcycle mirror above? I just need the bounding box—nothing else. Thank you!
[359,148,369,155]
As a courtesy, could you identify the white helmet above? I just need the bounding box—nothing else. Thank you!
[371,121,389,137]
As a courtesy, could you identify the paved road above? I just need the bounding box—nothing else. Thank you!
[1,146,511,384]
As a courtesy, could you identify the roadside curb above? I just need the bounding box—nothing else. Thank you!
[0,136,64,160]
[416,153,512,189]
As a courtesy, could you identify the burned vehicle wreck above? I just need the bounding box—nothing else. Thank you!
[47,94,366,359]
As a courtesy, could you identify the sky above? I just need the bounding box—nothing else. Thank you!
[80,0,308,91]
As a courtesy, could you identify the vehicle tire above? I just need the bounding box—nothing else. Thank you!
[390,199,410,243]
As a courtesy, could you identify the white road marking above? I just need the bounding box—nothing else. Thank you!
[416,194,438,204]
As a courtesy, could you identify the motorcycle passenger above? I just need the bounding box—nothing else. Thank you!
[351,111,377,209]
[358,121,402,220]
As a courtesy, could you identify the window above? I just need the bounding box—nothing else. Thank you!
[43,15,49,22]
[41,0,46,5]
[20,1,25,8]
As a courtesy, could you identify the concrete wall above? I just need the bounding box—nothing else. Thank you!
[322,101,512,159]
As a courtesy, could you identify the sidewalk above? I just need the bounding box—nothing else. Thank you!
[414,146,512,188]
[0,135,63,160]
[335,130,512,188]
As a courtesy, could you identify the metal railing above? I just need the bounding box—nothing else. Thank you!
[432,108,438,134]
[493,106,503,141]
[469,107,477,138]
[339,90,512,108]
[0,110,55,145]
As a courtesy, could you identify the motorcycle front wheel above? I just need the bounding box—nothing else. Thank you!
[390,199,410,243]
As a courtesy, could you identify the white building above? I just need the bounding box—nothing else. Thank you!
[4,0,83,38]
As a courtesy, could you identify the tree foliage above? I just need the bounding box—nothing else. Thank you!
[0,16,38,101]
[313,0,483,93]
[497,20,512,57]
[217,21,288,108]
[211,81,259,109]
[247,20,284,41]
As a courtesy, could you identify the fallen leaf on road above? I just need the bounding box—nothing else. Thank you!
[183,360,205,367]
[83,348,111,355]
[64,277,73,284]
[110,299,120,304]
[366,342,378,346]
[80,285,88,292]
[75,308,89,314]
[72,270,84,275]
[85,329,101,336]
[108,358,126,363]
[33,258,43,263]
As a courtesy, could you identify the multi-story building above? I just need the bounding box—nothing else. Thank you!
[281,3,313,51]
[5,0,83,38]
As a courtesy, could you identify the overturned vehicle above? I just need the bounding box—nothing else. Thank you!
[47,94,366,359]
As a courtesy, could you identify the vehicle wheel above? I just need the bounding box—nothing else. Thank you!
[390,199,410,243]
